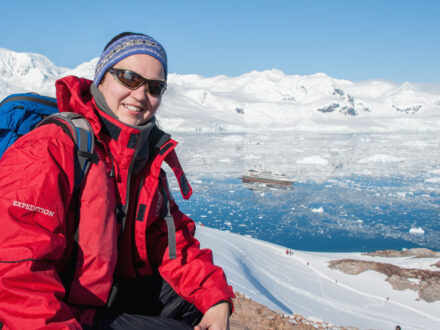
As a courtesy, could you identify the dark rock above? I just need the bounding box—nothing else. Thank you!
[317,103,339,113]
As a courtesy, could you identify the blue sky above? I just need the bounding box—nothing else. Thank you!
[1,0,439,83]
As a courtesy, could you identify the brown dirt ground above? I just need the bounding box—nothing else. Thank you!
[230,292,356,330]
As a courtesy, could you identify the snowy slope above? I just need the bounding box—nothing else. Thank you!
[1,48,440,133]
[196,226,440,330]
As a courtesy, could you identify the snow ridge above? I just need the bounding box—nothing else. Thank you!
[1,47,440,133]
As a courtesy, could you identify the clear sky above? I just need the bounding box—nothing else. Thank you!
[1,0,439,83]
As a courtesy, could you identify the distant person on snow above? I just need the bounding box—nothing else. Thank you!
[0,32,234,329]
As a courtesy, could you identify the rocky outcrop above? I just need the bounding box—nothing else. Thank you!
[316,103,358,116]
[230,292,356,329]
[364,248,440,258]
[392,104,422,114]
[328,256,440,302]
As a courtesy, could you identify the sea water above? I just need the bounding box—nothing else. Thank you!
[169,131,440,252]
[173,176,439,252]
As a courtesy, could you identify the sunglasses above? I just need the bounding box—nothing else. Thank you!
[108,68,167,96]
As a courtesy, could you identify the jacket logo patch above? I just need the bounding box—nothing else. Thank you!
[12,201,55,217]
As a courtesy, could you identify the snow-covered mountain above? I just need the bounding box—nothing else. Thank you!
[1,47,440,133]
[0,48,68,96]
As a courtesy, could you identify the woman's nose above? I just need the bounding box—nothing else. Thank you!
[131,83,149,100]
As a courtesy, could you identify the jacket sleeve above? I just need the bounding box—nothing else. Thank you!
[0,125,81,329]
[147,190,235,315]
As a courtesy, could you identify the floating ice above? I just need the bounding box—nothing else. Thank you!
[426,177,440,183]
[311,207,324,213]
[357,154,401,163]
[409,227,425,235]
[296,156,328,165]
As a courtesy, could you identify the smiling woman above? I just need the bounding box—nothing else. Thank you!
[0,32,234,330]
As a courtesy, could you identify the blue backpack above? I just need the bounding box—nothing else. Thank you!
[0,92,96,188]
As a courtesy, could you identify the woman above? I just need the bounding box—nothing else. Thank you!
[0,32,234,329]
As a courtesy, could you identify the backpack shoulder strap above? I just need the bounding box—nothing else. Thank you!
[36,112,97,189]
[36,112,97,300]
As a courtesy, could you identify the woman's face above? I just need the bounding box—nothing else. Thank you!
[98,54,165,126]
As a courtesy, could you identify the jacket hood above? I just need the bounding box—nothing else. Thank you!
[55,76,104,136]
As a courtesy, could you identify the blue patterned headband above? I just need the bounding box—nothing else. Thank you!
[94,33,167,86]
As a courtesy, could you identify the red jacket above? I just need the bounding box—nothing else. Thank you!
[0,76,234,329]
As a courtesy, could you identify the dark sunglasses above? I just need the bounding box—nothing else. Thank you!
[108,68,167,96]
